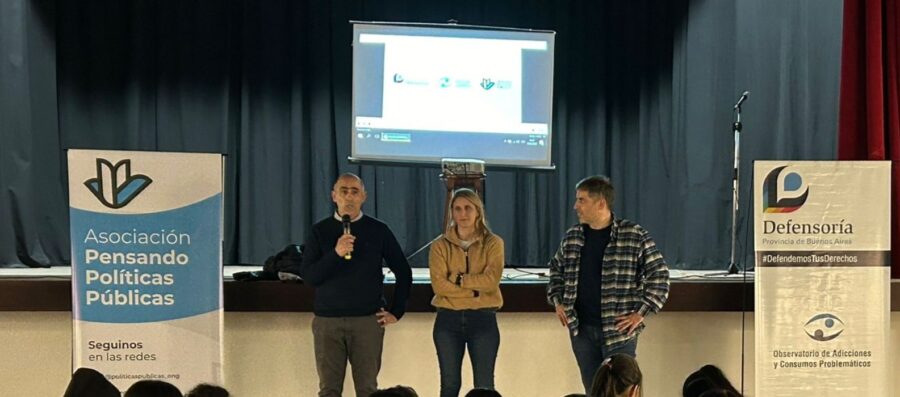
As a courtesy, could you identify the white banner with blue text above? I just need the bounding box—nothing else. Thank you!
[754,161,890,396]
[68,149,224,392]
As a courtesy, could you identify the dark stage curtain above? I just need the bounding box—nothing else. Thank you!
[0,0,842,269]
[838,0,900,277]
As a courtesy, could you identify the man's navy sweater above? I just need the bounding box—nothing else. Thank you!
[299,214,412,319]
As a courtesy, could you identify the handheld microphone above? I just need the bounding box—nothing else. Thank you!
[341,214,352,260]
[734,91,750,109]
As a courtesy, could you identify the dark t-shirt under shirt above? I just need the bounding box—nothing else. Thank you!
[574,224,611,326]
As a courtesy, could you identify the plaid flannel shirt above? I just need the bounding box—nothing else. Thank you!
[546,216,670,349]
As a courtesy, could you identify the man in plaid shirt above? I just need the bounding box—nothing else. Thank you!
[546,175,670,393]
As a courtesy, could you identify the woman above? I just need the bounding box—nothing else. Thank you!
[430,188,505,397]
[590,354,642,397]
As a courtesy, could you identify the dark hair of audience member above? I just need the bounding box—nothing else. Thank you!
[697,389,742,397]
[683,365,741,397]
[683,376,716,397]
[124,379,183,397]
[590,354,642,397]
[369,385,418,397]
[465,388,503,397]
[185,383,229,397]
[562,394,587,397]
[63,367,120,397]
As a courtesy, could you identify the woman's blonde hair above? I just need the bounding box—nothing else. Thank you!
[447,188,491,237]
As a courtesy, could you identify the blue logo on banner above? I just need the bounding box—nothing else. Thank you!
[84,158,153,209]
[71,194,222,323]
[762,166,809,213]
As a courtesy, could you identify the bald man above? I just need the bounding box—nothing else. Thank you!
[299,173,413,397]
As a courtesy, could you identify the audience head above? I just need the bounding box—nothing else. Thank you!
[590,354,642,397]
[185,383,229,397]
[63,367,120,397]
[124,380,182,397]
[464,388,503,397]
[683,365,740,397]
[370,385,418,397]
[563,394,587,397]
[697,390,742,397]
[683,376,716,397]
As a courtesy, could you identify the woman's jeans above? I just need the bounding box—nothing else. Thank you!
[433,309,500,397]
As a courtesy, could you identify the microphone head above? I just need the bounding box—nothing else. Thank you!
[341,214,352,240]
[734,90,751,109]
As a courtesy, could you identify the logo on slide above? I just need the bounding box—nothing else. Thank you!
[392,73,404,83]
[439,77,451,88]
[762,166,808,213]
[804,313,844,342]
[480,78,495,90]
[84,158,153,209]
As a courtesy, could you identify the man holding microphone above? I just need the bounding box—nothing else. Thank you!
[300,173,413,397]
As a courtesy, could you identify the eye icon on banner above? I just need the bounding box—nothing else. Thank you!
[762,165,809,213]
[83,158,153,209]
[804,313,845,342]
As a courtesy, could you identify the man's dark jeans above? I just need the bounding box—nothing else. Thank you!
[569,324,638,394]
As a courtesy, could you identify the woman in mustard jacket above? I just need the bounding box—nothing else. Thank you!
[429,188,505,397]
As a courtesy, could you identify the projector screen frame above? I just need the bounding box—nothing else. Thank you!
[349,20,557,171]
[347,156,557,172]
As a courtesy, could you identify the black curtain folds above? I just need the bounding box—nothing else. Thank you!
[0,0,842,269]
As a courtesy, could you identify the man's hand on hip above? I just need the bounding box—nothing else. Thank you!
[615,312,644,335]
[376,308,398,327]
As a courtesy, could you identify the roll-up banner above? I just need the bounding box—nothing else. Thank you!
[68,149,224,392]
[754,161,890,396]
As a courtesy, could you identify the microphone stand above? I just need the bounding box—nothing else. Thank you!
[726,96,745,275]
